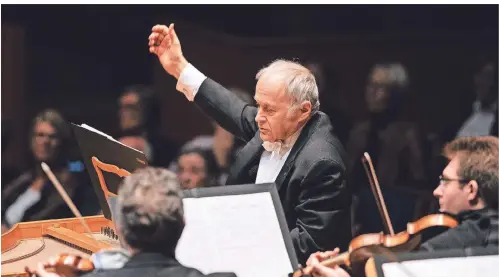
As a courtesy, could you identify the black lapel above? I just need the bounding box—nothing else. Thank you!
[226,132,264,185]
[274,113,322,191]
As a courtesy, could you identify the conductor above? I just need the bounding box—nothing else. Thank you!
[148,24,352,264]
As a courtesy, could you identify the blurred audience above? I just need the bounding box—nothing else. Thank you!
[117,85,178,167]
[346,63,429,236]
[305,62,351,145]
[176,148,222,189]
[171,87,252,184]
[347,62,427,191]
[454,58,498,139]
[1,109,88,233]
[1,119,20,189]
[118,135,153,161]
[428,56,498,187]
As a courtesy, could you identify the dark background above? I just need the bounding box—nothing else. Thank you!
[3,5,497,103]
[2,4,498,170]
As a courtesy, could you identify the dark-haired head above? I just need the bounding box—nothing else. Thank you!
[176,147,221,189]
[30,109,71,168]
[118,85,160,135]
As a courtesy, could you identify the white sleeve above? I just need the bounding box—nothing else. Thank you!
[176,63,207,101]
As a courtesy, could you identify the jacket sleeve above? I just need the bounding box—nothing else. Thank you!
[194,78,258,143]
[419,222,485,251]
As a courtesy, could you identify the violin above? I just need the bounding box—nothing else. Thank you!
[24,253,94,277]
[292,153,459,277]
[292,213,458,277]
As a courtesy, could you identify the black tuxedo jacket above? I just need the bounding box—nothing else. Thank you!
[194,78,352,265]
[82,252,236,277]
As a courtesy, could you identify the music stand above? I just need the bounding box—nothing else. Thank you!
[178,182,299,277]
[71,123,148,220]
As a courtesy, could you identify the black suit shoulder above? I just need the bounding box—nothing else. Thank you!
[297,112,347,167]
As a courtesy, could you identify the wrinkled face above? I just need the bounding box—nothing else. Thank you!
[177,153,207,189]
[119,92,142,131]
[31,121,60,162]
[366,68,392,113]
[433,157,474,215]
[254,76,309,142]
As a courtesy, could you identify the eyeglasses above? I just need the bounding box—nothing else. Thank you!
[33,131,59,140]
[119,103,141,111]
[439,175,469,185]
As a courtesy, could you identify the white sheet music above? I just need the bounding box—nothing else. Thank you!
[79,123,143,153]
[382,255,499,277]
[176,192,294,277]
[80,124,115,140]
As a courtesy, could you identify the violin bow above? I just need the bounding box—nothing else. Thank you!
[41,162,94,236]
[361,152,395,236]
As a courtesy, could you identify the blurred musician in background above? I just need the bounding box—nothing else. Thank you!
[175,147,222,189]
[1,109,86,233]
[117,85,179,167]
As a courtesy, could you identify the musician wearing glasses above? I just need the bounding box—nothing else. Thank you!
[304,136,498,277]
[1,109,85,233]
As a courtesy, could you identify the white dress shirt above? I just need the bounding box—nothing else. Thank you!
[176,63,300,184]
[5,187,42,226]
[456,101,497,138]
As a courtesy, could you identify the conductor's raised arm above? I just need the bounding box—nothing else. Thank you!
[149,24,352,265]
[148,24,258,142]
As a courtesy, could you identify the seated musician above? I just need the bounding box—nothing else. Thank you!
[28,167,236,277]
[1,109,85,233]
[305,135,499,277]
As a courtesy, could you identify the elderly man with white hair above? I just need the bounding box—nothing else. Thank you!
[148,24,352,265]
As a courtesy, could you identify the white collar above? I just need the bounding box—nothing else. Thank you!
[262,126,304,159]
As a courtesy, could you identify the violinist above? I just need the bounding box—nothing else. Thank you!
[27,167,237,277]
[304,135,499,277]
[419,135,498,251]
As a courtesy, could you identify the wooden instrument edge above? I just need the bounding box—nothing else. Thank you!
[45,226,113,252]
[1,215,113,253]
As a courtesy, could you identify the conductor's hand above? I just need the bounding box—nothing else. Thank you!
[306,248,351,277]
[148,23,188,79]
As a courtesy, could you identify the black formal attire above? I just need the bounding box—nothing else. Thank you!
[82,252,237,277]
[193,78,352,264]
[420,208,498,251]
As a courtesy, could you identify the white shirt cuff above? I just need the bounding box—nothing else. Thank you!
[176,63,207,101]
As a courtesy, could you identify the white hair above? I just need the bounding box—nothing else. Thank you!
[256,59,320,115]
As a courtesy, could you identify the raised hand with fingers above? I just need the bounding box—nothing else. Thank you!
[148,23,188,79]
